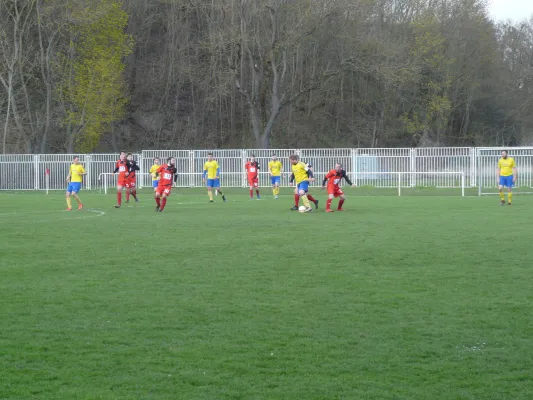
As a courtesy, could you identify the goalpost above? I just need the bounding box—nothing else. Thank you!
[477,147,533,196]
[352,172,465,196]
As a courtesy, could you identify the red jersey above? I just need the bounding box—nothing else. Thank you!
[115,160,128,177]
[245,161,260,179]
[157,164,177,186]
[323,169,353,189]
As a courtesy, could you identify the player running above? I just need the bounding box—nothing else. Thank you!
[155,157,177,212]
[268,155,283,199]
[149,157,161,192]
[125,153,140,203]
[245,154,260,199]
[289,163,319,210]
[113,151,128,208]
[65,156,86,211]
[322,163,356,212]
[203,152,227,202]
[497,150,517,206]
[289,154,314,212]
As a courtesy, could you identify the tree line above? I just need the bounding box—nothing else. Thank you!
[1,0,533,153]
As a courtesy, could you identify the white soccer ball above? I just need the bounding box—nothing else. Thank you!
[298,205,307,213]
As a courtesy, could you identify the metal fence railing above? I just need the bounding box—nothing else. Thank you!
[0,147,531,195]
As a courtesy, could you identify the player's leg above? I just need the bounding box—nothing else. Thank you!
[291,187,299,210]
[66,187,73,210]
[125,181,131,202]
[154,189,161,211]
[160,188,170,211]
[249,183,254,199]
[71,183,83,210]
[215,183,226,202]
[337,193,346,211]
[498,176,505,205]
[131,181,138,202]
[255,181,260,199]
[116,182,124,208]
[306,192,319,209]
[298,182,312,211]
[326,193,335,212]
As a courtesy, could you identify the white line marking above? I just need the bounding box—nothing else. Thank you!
[1,209,106,223]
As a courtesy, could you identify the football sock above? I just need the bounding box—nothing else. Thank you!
[75,196,82,204]
[66,197,72,209]
[209,191,213,201]
[499,191,505,201]
[338,199,345,209]
[294,194,300,206]
[326,198,332,210]
[250,189,253,198]
[275,187,279,196]
[301,194,311,208]
[273,188,276,195]
[155,197,161,206]
[508,193,512,203]
[132,190,137,200]
[307,194,316,202]
[117,192,122,205]
[160,198,167,211]
[126,190,130,201]
[256,189,260,197]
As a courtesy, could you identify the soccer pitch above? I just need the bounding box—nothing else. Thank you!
[1,189,532,399]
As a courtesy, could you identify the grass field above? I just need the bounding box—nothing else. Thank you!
[1,188,532,400]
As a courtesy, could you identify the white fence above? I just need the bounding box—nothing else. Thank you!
[0,147,530,194]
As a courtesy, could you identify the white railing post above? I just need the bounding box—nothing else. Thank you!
[398,172,402,197]
[86,155,91,190]
[461,172,465,197]
[34,154,40,190]
[352,148,357,187]
[470,147,476,187]
[410,149,416,187]
[241,150,247,188]
[189,150,195,187]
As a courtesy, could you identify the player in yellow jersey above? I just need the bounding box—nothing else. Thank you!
[149,157,161,192]
[268,155,283,199]
[203,152,226,202]
[497,150,517,206]
[65,156,86,211]
[289,154,314,212]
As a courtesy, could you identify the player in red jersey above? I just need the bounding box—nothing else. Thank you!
[125,153,140,203]
[113,151,128,208]
[322,163,355,212]
[155,157,177,212]
[245,154,260,199]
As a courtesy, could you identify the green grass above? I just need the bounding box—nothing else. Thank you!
[1,188,532,400]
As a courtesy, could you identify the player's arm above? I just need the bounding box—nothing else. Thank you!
[289,173,294,186]
[132,163,140,171]
[305,165,315,181]
[66,169,71,182]
[113,164,119,174]
[343,171,355,187]
[268,162,273,176]
[216,167,220,179]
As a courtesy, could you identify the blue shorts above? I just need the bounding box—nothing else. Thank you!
[297,181,309,193]
[500,176,514,188]
[67,182,81,193]
[152,180,159,188]
[271,176,281,185]
[207,178,220,188]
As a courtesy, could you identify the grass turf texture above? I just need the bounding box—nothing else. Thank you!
[1,188,532,400]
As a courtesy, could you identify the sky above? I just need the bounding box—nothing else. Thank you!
[489,0,533,22]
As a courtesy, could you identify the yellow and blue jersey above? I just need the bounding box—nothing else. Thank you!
[268,160,283,176]
[69,164,85,183]
[149,164,160,181]
[498,157,515,176]
[291,162,310,184]
[203,160,220,179]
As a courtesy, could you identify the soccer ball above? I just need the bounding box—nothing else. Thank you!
[298,205,307,213]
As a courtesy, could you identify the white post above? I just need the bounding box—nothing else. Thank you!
[398,172,402,197]
[104,174,108,195]
[461,172,465,197]
[189,150,195,187]
[46,173,49,195]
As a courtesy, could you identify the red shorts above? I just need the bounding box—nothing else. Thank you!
[328,187,344,198]
[117,176,127,187]
[248,178,259,187]
[125,177,136,188]
[156,185,172,196]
